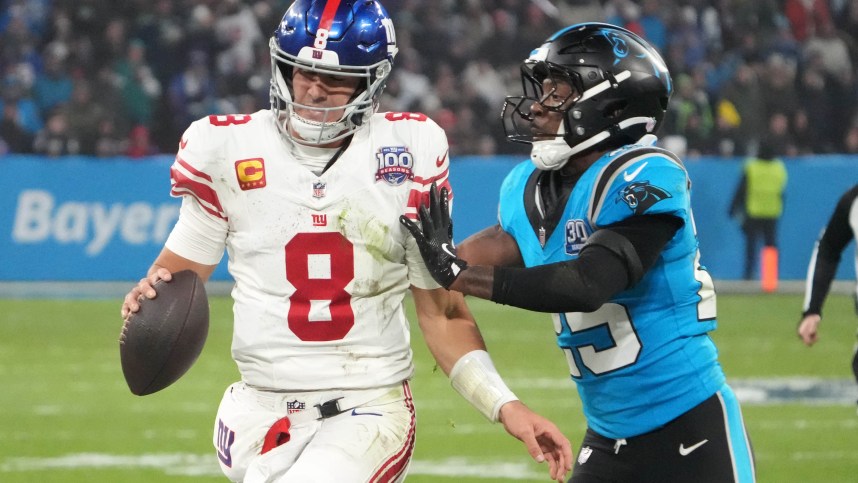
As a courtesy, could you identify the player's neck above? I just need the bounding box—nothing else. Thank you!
[559,149,604,177]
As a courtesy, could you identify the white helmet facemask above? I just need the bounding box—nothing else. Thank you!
[269,38,392,146]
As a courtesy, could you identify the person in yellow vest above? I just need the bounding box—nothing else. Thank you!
[729,140,788,281]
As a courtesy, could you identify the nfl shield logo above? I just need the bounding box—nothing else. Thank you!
[312,180,326,198]
[287,399,306,414]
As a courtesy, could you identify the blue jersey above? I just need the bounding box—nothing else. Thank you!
[498,141,726,439]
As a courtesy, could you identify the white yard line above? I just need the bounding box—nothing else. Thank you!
[0,453,543,479]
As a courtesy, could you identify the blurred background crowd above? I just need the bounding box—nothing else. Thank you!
[2,0,858,159]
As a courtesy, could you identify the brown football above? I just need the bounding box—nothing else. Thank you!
[119,270,209,396]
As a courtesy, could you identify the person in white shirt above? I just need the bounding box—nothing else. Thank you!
[120,1,572,482]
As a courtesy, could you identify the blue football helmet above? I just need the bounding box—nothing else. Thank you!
[270,0,398,145]
[502,23,672,170]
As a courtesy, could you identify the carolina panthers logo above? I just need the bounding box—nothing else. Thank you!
[618,181,671,214]
[602,31,629,63]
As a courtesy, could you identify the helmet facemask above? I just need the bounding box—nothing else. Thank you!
[502,61,583,170]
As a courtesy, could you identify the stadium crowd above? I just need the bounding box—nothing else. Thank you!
[2,0,858,158]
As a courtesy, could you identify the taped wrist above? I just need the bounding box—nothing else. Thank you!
[449,349,518,422]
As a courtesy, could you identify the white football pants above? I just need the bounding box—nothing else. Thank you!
[213,381,415,482]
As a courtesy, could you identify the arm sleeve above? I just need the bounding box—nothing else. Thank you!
[803,186,858,316]
[491,214,683,313]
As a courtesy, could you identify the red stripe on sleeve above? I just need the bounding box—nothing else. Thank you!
[412,167,449,185]
[405,178,454,214]
[170,167,228,221]
[176,156,213,182]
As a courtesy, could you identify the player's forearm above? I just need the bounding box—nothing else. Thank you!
[420,312,487,376]
[449,265,495,300]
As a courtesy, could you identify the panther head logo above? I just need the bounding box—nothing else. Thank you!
[618,181,672,214]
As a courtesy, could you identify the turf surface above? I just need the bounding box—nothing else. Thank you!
[0,292,856,482]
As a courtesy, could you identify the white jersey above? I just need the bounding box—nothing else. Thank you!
[165,110,451,391]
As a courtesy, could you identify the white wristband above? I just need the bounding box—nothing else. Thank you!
[449,349,519,422]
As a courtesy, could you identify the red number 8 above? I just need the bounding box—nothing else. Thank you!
[285,232,355,341]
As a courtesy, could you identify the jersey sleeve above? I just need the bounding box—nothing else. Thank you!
[165,197,228,265]
[163,118,230,265]
[802,184,858,316]
[402,116,451,290]
[591,151,690,228]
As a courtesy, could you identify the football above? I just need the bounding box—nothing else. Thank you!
[119,270,209,396]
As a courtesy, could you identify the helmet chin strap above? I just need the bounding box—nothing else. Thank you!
[530,122,575,171]
[288,110,351,145]
[530,115,656,170]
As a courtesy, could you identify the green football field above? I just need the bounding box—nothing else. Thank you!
[1,291,857,482]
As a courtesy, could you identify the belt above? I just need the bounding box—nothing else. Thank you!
[252,383,403,426]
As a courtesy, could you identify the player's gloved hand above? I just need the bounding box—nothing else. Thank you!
[399,182,467,289]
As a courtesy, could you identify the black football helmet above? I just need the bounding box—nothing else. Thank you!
[502,23,672,170]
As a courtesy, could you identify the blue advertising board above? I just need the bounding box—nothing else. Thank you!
[1,154,856,282]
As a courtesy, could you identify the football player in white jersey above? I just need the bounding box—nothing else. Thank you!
[120,1,571,482]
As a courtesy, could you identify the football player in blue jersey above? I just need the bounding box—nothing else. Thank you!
[402,23,755,482]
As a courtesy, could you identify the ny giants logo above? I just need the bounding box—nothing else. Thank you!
[311,214,327,227]
[216,419,235,467]
[375,146,414,186]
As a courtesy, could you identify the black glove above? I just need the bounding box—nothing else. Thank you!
[399,182,468,288]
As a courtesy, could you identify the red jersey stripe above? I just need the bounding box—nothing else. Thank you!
[405,178,454,214]
[170,167,228,221]
[412,167,449,185]
[176,156,213,182]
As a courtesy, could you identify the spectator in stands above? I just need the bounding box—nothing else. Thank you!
[712,99,744,157]
[667,73,713,157]
[760,54,800,126]
[797,62,839,152]
[791,108,816,155]
[785,0,833,42]
[843,124,858,154]
[4,0,858,158]
[32,42,73,114]
[167,50,217,133]
[125,125,157,158]
[0,74,42,150]
[63,78,108,154]
[721,62,766,155]
[112,38,161,128]
[33,108,80,157]
[94,116,127,158]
